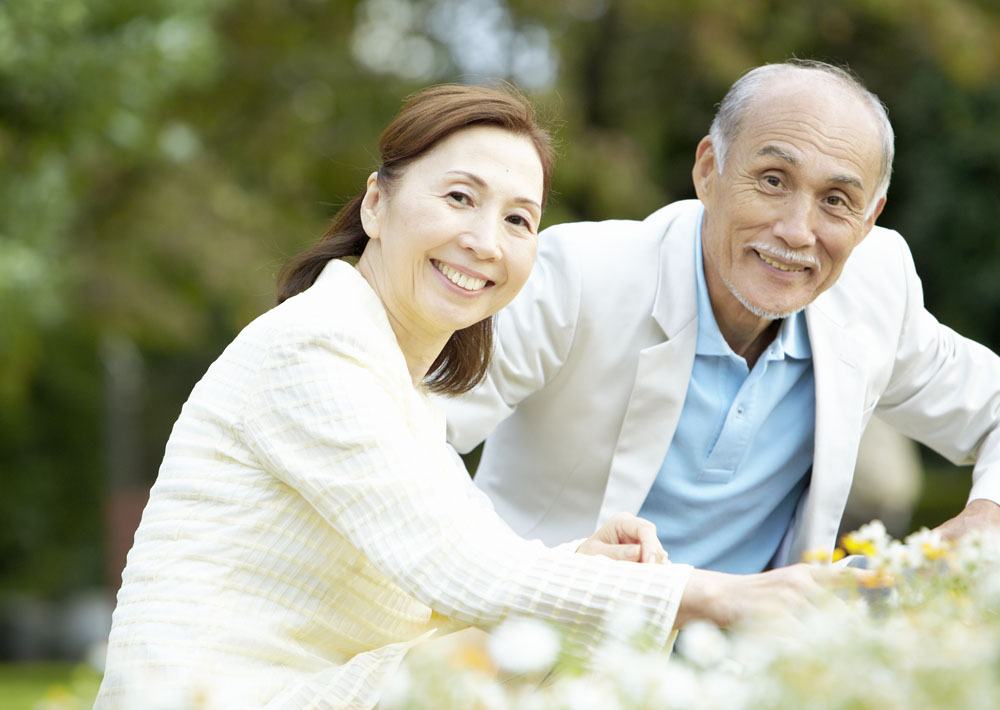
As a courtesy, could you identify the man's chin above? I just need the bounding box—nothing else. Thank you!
[728,282,805,321]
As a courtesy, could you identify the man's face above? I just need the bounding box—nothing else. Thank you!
[694,79,885,323]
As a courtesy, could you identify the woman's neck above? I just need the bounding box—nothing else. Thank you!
[355,254,451,388]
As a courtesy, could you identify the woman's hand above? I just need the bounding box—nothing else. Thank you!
[675,563,874,630]
[576,512,669,564]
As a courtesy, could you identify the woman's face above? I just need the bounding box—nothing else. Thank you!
[359,125,544,344]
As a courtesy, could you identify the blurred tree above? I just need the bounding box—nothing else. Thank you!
[2,0,999,599]
[0,0,234,596]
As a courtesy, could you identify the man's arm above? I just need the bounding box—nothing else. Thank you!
[875,235,1000,538]
[934,498,1000,541]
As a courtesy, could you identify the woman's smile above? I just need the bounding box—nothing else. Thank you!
[432,258,492,292]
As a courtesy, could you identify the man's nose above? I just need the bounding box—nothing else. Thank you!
[773,195,816,248]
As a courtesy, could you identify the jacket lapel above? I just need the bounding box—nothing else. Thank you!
[598,208,701,522]
[786,304,869,563]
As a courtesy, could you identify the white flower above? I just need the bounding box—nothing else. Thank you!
[875,538,922,573]
[459,676,508,710]
[676,621,730,668]
[657,662,701,709]
[602,603,649,645]
[903,527,949,562]
[380,664,412,709]
[556,676,621,710]
[977,566,1000,605]
[488,617,560,675]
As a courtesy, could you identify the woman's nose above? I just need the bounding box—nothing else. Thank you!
[459,215,502,261]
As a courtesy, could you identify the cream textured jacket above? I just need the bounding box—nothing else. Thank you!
[443,200,1000,567]
[96,260,691,710]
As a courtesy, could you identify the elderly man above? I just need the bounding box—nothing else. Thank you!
[442,60,1000,589]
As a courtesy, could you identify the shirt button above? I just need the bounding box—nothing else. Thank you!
[736,405,745,417]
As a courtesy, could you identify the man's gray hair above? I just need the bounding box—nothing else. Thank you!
[708,59,894,218]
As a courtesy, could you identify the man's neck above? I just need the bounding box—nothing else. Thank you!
[720,316,781,369]
[702,255,782,369]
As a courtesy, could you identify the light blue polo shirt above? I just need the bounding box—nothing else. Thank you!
[637,219,815,573]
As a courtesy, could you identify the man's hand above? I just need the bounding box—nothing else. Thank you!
[933,498,1000,542]
[576,512,669,564]
[675,564,877,631]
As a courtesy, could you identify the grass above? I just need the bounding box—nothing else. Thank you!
[0,663,101,710]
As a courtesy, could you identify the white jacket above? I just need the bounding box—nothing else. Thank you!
[97,260,691,709]
[443,200,1000,566]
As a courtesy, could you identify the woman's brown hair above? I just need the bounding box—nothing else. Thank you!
[276,84,554,395]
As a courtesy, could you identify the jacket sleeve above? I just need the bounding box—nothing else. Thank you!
[875,236,1000,505]
[438,224,585,454]
[237,325,691,656]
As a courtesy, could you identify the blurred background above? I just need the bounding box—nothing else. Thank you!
[2,0,999,702]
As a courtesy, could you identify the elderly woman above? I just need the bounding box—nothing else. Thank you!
[95,84,692,709]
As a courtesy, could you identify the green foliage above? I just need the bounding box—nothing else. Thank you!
[0,0,234,596]
[3,0,1000,598]
[0,662,100,710]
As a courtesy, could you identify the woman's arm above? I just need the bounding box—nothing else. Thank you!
[237,327,691,653]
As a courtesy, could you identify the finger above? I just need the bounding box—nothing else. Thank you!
[612,514,666,563]
[634,524,667,564]
[593,542,641,562]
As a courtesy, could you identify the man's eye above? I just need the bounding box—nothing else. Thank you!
[764,176,782,187]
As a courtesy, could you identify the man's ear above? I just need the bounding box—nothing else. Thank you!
[692,136,718,203]
[359,172,382,239]
[856,196,887,245]
[866,196,887,229]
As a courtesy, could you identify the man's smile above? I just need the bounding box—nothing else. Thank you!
[757,251,807,272]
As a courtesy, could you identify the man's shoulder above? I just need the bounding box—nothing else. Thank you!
[538,199,701,262]
[814,223,914,323]
[839,223,912,286]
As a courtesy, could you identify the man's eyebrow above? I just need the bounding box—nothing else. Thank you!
[446,170,542,212]
[831,174,864,191]
[757,146,865,192]
[758,145,798,165]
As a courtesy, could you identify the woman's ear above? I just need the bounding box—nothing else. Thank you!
[359,172,382,239]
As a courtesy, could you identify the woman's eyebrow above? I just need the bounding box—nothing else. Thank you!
[446,170,541,211]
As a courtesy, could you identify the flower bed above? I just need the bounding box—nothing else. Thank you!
[385,524,1000,709]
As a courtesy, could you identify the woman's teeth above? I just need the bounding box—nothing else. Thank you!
[434,260,487,291]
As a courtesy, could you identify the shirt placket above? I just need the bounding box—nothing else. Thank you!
[700,352,773,483]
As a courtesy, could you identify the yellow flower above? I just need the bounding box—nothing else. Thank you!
[857,570,895,588]
[802,547,832,564]
[451,643,498,674]
[801,547,847,564]
[921,541,950,561]
[842,534,876,557]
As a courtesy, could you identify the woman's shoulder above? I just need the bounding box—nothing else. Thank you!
[240,260,397,359]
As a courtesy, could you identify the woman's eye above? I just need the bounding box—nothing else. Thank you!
[449,192,470,204]
[507,214,533,231]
